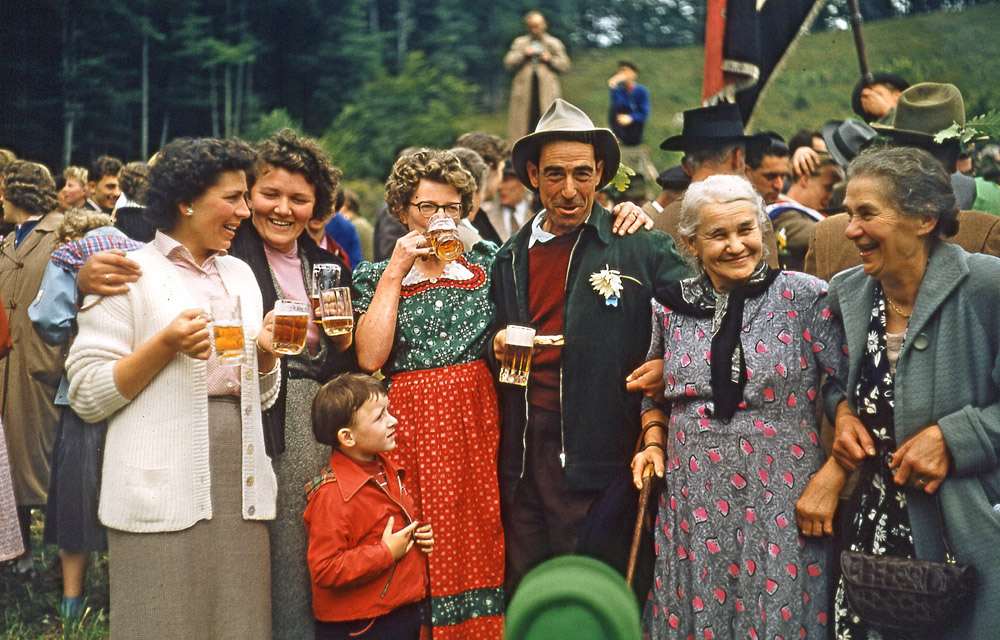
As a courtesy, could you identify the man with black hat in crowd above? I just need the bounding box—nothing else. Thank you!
[653,102,780,267]
[491,98,687,592]
[804,82,1000,282]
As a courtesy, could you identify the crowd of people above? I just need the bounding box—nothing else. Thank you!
[2,11,1000,640]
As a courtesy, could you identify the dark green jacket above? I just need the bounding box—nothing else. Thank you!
[490,204,687,498]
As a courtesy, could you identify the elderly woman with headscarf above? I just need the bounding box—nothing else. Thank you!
[811,147,1000,639]
[631,174,847,639]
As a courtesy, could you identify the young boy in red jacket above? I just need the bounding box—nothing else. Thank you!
[304,373,433,640]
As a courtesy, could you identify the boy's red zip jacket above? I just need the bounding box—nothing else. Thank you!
[303,450,428,622]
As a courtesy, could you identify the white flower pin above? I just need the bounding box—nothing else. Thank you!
[589,265,641,308]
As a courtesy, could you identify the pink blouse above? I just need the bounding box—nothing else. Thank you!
[262,240,320,355]
[152,232,241,396]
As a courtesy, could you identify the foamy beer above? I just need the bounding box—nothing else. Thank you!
[311,264,342,325]
[320,287,354,336]
[499,324,535,386]
[425,212,464,261]
[210,295,244,365]
[272,299,310,355]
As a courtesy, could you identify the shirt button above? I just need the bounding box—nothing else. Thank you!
[439,332,447,340]
[435,300,443,309]
[246,476,254,487]
[244,405,252,415]
[246,444,254,455]
[429,278,438,284]
[227,381,234,388]
[201,273,207,279]
[247,505,255,516]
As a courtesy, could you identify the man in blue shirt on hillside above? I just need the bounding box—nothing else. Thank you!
[608,60,650,147]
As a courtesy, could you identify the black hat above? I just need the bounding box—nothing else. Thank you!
[851,72,910,123]
[821,119,876,167]
[660,103,760,152]
[655,165,691,191]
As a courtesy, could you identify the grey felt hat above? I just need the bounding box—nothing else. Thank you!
[511,99,621,191]
[822,119,877,167]
[872,82,965,145]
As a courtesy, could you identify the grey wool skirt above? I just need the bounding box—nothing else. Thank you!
[107,397,271,640]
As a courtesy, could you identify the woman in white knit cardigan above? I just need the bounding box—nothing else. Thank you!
[66,138,284,640]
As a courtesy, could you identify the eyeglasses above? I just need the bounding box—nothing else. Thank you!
[409,201,463,217]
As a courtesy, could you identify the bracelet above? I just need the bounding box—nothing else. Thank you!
[641,421,667,440]
[641,441,665,453]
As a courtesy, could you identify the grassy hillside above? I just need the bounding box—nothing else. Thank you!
[458,3,999,171]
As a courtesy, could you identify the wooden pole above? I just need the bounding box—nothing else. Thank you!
[847,0,875,86]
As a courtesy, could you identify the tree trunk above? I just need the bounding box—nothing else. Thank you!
[210,66,220,137]
[61,8,76,168]
[234,61,244,135]
[141,29,149,160]
[223,64,233,138]
[396,0,411,68]
[160,111,169,149]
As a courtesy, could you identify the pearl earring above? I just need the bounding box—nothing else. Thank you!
[185,207,194,216]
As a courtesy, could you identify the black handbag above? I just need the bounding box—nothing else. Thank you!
[839,497,976,633]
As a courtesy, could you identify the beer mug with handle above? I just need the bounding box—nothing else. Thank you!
[425,212,464,261]
[311,264,342,325]
[210,295,244,365]
[500,324,535,386]
[272,299,310,355]
[320,287,354,337]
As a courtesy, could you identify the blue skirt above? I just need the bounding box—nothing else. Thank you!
[43,406,107,552]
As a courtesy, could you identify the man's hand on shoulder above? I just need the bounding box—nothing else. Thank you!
[609,201,653,235]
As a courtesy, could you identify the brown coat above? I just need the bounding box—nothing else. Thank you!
[802,210,1000,282]
[505,32,570,141]
[650,197,781,270]
[0,211,66,505]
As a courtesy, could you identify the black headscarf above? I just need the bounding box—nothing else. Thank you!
[653,261,778,421]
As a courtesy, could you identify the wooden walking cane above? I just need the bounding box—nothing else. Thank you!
[626,463,656,587]
[847,0,875,87]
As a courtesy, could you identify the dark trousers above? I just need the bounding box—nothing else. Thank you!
[314,601,422,640]
[502,405,601,596]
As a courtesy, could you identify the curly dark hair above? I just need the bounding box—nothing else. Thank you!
[384,149,476,224]
[2,160,57,216]
[144,138,257,232]
[251,128,342,221]
[89,155,122,183]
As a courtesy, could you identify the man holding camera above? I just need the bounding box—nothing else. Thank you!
[505,11,571,142]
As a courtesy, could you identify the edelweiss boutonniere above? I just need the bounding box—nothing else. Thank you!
[589,265,641,308]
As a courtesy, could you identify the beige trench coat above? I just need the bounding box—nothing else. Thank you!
[505,32,570,141]
[0,211,66,506]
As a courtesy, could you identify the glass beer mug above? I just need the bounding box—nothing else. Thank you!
[210,295,245,365]
[424,212,464,262]
[499,325,535,386]
[272,299,310,355]
[319,287,354,337]
[311,264,342,325]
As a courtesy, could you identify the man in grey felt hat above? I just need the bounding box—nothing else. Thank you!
[804,82,1000,281]
[490,99,687,592]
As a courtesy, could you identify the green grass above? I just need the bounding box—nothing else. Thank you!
[455,4,1000,174]
[0,510,109,639]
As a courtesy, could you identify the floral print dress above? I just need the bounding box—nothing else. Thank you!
[833,287,918,640]
[644,271,846,640]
